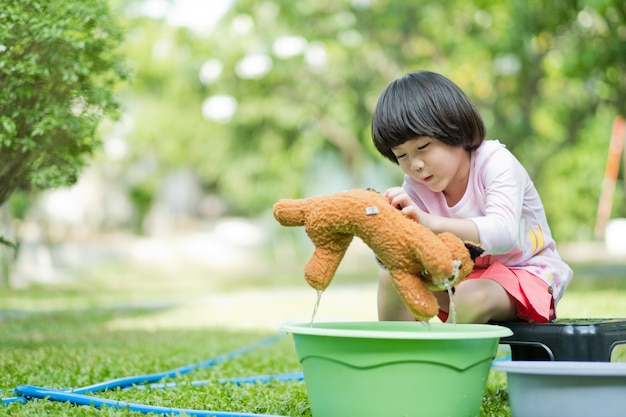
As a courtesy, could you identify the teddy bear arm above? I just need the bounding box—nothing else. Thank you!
[390,269,440,321]
[410,242,455,283]
[395,224,456,281]
[436,232,481,283]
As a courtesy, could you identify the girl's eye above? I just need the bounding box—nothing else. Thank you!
[417,142,430,150]
[395,153,406,159]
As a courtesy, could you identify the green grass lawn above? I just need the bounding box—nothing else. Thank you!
[1,251,625,416]
[0,308,308,416]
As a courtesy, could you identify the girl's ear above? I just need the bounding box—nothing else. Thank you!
[464,242,484,261]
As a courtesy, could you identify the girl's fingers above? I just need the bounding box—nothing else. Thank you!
[401,206,419,222]
[384,187,409,208]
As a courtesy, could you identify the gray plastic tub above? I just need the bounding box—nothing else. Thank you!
[493,361,626,417]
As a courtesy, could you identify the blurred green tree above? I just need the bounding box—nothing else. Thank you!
[120,0,625,241]
[0,0,128,208]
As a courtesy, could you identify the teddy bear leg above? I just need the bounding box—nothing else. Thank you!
[390,270,440,321]
[304,245,350,291]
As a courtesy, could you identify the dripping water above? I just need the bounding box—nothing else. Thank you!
[444,282,457,324]
[309,290,323,326]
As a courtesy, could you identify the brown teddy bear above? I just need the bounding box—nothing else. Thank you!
[273,188,483,320]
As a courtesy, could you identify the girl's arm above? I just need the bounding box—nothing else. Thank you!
[384,187,480,242]
[418,211,480,242]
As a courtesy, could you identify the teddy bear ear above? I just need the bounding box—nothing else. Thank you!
[464,242,484,261]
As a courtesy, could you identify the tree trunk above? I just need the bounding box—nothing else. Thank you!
[0,204,17,287]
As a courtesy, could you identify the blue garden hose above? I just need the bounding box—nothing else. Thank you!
[2,334,302,416]
[128,372,304,391]
[2,333,284,403]
[15,384,286,417]
[74,334,285,395]
[0,396,24,405]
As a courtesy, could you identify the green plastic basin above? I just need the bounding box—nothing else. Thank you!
[280,321,512,417]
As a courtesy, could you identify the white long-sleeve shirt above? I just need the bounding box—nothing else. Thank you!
[404,140,573,303]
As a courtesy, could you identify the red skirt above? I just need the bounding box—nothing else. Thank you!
[437,261,555,323]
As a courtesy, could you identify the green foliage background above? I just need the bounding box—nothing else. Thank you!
[115,0,626,242]
[2,0,626,243]
[0,0,128,205]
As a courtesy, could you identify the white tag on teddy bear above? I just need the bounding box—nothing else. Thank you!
[365,206,380,215]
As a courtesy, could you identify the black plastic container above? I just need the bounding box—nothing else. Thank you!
[498,318,626,362]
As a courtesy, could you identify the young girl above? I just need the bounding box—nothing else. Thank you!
[372,70,573,324]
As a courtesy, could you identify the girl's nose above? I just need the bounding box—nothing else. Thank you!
[412,158,424,171]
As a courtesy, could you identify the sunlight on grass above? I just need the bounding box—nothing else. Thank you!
[558,290,626,319]
[104,285,378,332]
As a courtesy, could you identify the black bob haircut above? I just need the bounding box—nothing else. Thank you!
[371,71,486,164]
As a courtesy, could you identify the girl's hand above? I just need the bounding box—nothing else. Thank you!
[383,187,430,226]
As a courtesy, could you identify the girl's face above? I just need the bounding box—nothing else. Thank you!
[391,137,471,204]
